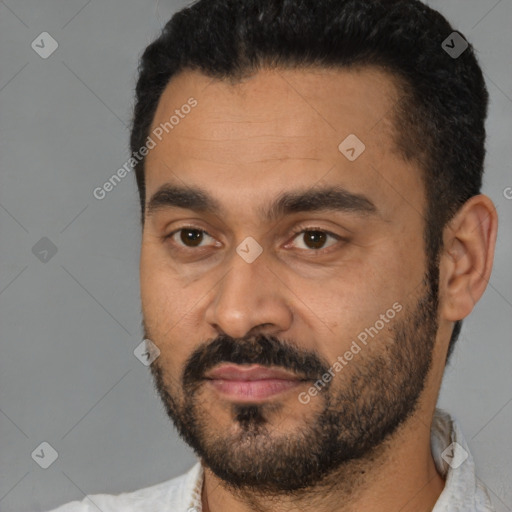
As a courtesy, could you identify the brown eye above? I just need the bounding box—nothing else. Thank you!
[180,228,204,247]
[302,230,328,250]
[289,228,341,251]
[165,227,217,250]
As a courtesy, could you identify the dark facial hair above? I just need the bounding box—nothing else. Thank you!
[146,268,438,494]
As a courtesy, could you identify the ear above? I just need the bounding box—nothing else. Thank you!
[439,194,498,322]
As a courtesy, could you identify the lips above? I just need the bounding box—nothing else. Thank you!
[204,364,308,401]
[204,364,304,381]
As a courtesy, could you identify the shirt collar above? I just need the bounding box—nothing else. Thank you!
[430,408,495,511]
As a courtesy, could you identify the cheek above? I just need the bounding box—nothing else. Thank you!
[293,251,415,360]
[140,253,178,334]
[141,275,191,337]
[140,253,165,324]
[140,251,205,371]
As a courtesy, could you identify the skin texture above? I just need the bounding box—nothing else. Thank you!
[139,67,498,512]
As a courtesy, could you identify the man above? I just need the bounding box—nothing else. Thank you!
[49,0,498,510]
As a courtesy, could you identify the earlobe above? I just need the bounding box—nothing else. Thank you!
[439,194,498,322]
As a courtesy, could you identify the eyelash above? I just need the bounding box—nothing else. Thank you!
[163,224,345,253]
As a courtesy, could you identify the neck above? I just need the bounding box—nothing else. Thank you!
[201,410,445,512]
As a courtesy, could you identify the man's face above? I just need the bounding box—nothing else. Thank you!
[140,67,439,492]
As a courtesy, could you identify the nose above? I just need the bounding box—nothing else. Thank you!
[204,248,293,340]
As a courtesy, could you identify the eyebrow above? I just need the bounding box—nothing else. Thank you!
[146,183,378,222]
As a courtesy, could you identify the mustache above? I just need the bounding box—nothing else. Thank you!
[182,333,330,387]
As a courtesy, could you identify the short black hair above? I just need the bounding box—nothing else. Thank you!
[130,0,489,362]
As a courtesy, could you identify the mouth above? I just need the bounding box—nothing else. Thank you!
[203,364,309,402]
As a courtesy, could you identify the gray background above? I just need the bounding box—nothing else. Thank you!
[0,0,510,510]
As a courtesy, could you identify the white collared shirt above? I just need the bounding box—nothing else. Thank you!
[46,408,496,512]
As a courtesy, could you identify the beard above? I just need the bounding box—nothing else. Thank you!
[145,265,439,496]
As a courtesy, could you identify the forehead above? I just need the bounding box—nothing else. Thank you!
[148,66,400,157]
[144,66,423,219]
